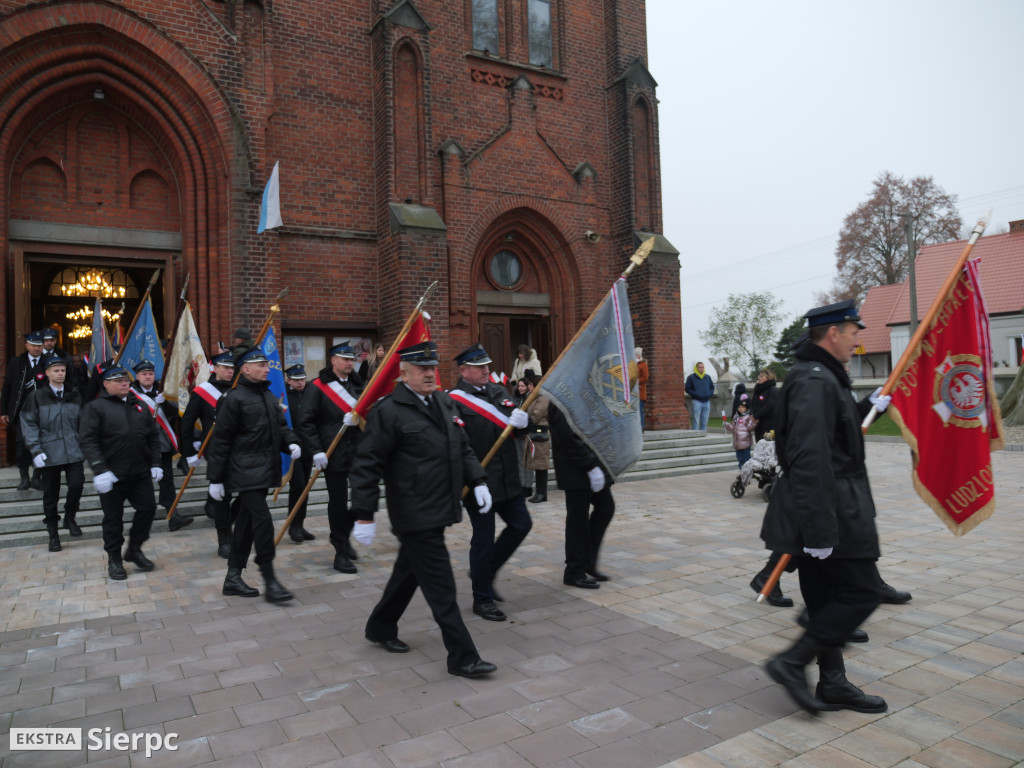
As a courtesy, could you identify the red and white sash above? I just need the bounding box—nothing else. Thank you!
[193,381,224,409]
[313,377,357,413]
[134,390,179,451]
[448,389,510,429]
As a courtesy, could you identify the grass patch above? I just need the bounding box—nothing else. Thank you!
[866,412,903,437]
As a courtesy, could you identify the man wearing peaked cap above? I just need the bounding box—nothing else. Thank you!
[284,363,315,542]
[2,330,49,490]
[449,343,531,622]
[205,346,301,603]
[131,360,192,534]
[179,351,236,558]
[348,339,498,678]
[40,327,68,363]
[298,343,364,569]
[78,360,163,581]
[759,300,894,715]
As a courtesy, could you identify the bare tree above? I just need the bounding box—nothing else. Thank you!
[819,172,962,304]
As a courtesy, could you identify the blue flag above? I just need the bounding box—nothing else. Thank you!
[118,297,164,379]
[540,278,643,479]
[88,297,113,373]
[257,161,283,233]
[260,327,293,475]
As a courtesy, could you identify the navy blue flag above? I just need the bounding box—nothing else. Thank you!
[118,297,164,379]
[260,327,293,476]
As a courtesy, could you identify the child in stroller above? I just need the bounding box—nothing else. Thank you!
[730,433,780,502]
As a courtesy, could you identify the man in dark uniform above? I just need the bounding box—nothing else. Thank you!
[298,343,363,572]
[180,352,236,557]
[449,343,532,622]
[40,327,69,362]
[20,355,85,551]
[1,330,48,490]
[284,364,315,543]
[349,341,497,678]
[206,347,301,603]
[131,360,193,533]
[761,300,890,715]
[78,361,163,580]
[549,403,616,590]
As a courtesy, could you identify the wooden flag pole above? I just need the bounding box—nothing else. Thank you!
[165,288,289,520]
[273,281,440,545]
[111,268,161,367]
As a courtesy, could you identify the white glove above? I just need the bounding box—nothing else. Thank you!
[508,409,529,429]
[421,311,431,321]
[209,483,225,501]
[151,467,164,482]
[187,454,202,469]
[193,441,201,452]
[33,453,47,469]
[803,546,834,559]
[154,392,165,404]
[869,387,892,413]
[288,443,301,460]
[474,484,493,514]
[313,452,328,470]
[343,411,356,427]
[352,521,376,546]
[587,466,605,493]
[93,471,118,494]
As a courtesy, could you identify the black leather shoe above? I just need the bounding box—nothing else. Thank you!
[879,581,912,604]
[47,529,62,552]
[343,540,357,560]
[223,567,260,597]
[17,470,30,491]
[563,575,600,589]
[528,494,547,503]
[366,634,411,653]
[750,573,794,607]
[333,553,357,574]
[168,512,193,532]
[217,543,231,559]
[448,659,497,678]
[261,567,294,603]
[849,629,869,643]
[816,677,887,713]
[124,546,155,571]
[587,569,610,582]
[765,635,825,714]
[63,516,82,537]
[301,528,316,541]
[473,602,507,621]
[30,471,43,491]
[108,557,127,581]
[289,526,304,544]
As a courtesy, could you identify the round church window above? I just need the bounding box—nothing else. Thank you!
[489,250,522,288]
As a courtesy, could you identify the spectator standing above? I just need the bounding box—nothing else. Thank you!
[511,344,542,384]
[749,369,778,441]
[635,347,649,429]
[512,377,533,495]
[730,382,748,417]
[684,362,715,431]
[522,374,551,503]
[359,343,386,382]
[723,396,755,469]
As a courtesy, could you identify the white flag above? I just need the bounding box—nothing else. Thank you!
[163,301,209,416]
[258,161,283,233]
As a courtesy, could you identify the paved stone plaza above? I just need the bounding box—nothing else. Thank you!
[1,441,1022,768]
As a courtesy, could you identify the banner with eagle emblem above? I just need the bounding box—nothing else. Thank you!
[887,259,1004,535]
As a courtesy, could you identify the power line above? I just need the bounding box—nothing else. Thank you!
[683,272,835,312]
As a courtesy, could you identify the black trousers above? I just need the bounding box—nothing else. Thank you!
[365,526,480,669]
[288,453,313,527]
[325,470,355,549]
[99,472,157,554]
[466,494,532,603]
[797,556,883,647]
[206,492,237,533]
[41,461,84,527]
[563,486,615,579]
[156,451,176,511]
[228,489,276,570]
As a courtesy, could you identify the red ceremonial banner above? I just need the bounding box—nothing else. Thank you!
[352,313,433,419]
[887,259,1005,536]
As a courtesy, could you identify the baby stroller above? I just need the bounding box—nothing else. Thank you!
[730,437,780,502]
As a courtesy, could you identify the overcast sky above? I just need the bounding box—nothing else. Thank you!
[646,0,1024,374]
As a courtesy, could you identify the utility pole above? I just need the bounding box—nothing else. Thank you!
[904,214,919,333]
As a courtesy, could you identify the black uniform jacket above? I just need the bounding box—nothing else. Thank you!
[285,385,310,452]
[349,383,486,534]
[548,403,613,492]
[79,391,161,477]
[1,353,46,421]
[760,343,880,559]
[20,386,84,466]
[205,378,298,493]
[298,368,363,472]
[450,378,525,503]
[130,381,178,454]
[179,378,232,458]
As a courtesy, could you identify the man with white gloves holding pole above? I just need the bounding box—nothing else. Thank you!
[348,341,497,679]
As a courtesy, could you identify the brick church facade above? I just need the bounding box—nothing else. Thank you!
[0,0,685,462]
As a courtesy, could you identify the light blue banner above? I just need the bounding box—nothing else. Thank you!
[260,327,293,475]
[118,297,164,379]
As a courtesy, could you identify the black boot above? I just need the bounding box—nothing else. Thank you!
[47,525,62,552]
[343,535,358,560]
[750,569,794,607]
[260,563,294,603]
[63,513,82,537]
[108,553,127,580]
[17,466,31,491]
[333,539,357,573]
[223,567,260,597]
[765,633,826,714]
[168,510,194,532]
[529,471,548,503]
[216,530,231,559]
[815,647,887,713]
[30,469,43,491]
[289,524,304,543]
[123,544,155,571]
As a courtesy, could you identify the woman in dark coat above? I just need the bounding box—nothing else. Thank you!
[749,369,778,441]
